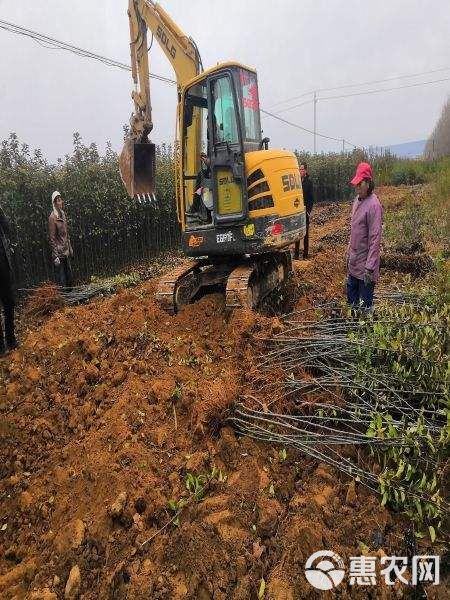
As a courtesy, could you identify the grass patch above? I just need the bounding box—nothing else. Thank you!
[383,158,450,257]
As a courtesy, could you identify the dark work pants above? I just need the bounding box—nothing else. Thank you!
[303,212,310,259]
[0,263,16,350]
[55,256,73,289]
[294,212,310,259]
[346,274,375,309]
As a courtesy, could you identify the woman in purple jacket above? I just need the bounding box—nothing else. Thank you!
[346,162,383,310]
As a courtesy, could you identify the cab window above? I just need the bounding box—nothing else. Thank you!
[239,69,260,142]
[211,76,239,145]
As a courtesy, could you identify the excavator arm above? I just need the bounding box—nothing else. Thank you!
[120,0,202,198]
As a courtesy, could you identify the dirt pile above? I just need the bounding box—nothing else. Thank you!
[21,284,65,328]
[0,190,443,599]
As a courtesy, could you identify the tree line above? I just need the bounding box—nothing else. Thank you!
[0,132,441,290]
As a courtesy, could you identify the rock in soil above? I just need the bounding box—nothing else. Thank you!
[64,564,81,600]
[108,492,127,519]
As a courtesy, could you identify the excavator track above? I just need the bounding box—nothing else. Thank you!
[225,264,255,309]
[226,251,292,310]
[155,261,202,315]
[156,252,292,314]
[155,260,234,314]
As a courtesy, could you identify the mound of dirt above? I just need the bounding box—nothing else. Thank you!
[21,284,65,326]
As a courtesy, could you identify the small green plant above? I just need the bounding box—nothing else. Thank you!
[210,465,228,483]
[258,578,266,599]
[185,473,208,500]
[171,384,182,401]
[167,498,187,526]
[185,466,228,502]
[179,355,200,367]
[279,448,287,461]
[160,342,174,365]
[267,483,275,497]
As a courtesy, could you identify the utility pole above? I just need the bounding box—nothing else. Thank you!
[313,91,317,154]
[342,139,345,153]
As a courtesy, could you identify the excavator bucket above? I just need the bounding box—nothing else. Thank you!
[119,139,156,199]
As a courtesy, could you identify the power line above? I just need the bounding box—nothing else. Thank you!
[269,66,450,109]
[0,19,177,85]
[2,17,354,149]
[260,108,358,148]
[269,77,449,150]
[4,18,437,153]
[276,98,314,115]
[273,77,450,116]
[319,77,450,102]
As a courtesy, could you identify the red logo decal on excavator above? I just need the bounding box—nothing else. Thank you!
[188,235,204,248]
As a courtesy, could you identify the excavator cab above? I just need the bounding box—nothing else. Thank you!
[181,64,264,234]
[178,61,305,261]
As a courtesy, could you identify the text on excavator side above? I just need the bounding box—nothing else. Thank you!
[156,25,176,59]
[281,173,301,192]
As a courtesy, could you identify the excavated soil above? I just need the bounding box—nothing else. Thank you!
[0,187,446,599]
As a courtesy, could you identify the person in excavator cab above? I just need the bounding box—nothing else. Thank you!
[189,152,213,223]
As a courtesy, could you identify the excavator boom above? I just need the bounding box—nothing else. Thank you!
[119,0,201,198]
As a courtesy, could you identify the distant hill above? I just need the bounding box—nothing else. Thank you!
[385,140,427,158]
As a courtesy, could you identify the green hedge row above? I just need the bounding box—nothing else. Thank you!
[0,133,179,289]
[0,132,441,290]
[294,148,442,200]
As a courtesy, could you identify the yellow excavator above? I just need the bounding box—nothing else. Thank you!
[119,0,306,313]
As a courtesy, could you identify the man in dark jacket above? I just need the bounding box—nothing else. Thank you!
[0,205,17,355]
[294,162,315,259]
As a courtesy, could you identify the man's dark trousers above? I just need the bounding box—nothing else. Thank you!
[55,256,73,289]
[303,212,310,259]
[346,274,375,309]
[293,212,310,260]
[0,253,15,350]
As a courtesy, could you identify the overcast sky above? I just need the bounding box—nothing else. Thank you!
[1,0,449,161]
